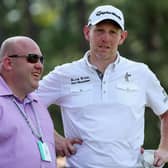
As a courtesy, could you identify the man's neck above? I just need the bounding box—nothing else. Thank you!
[88,53,117,73]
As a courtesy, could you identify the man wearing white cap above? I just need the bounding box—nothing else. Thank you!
[37,5,168,168]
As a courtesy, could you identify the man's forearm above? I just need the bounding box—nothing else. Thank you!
[159,110,168,149]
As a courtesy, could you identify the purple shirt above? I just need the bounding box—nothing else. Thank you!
[0,76,56,168]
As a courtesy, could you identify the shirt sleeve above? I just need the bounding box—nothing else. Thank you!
[36,67,64,107]
[145,66,168,115]
[0,106,2,120]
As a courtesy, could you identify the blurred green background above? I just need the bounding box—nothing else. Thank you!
[1,0,168,166]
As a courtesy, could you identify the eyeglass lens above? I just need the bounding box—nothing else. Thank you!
[27,54,44,64]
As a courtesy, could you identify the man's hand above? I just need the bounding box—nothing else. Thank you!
[154,149,168,167]
[154,111,168,167]
[54,131,83,157]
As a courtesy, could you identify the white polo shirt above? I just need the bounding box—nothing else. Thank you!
[38,51,168,168]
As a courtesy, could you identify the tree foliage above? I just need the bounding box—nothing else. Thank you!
[1,1,168,164]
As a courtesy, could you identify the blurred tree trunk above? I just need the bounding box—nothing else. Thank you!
[75,0,88,51]
[23,0,39,40]
[0,1,8,43]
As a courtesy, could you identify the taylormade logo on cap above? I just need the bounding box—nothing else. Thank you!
[88,5,125,30]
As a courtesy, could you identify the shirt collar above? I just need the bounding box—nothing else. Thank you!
[0,76,38,102]
[84,50,120,70]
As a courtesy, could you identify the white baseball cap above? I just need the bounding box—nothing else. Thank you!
[88,5,125,30]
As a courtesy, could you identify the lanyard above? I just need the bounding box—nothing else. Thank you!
[12,97,43,142]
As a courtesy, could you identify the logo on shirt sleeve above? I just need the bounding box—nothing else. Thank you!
[162,89,168,103]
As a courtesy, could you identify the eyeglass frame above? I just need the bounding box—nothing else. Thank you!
[8,53,44,64]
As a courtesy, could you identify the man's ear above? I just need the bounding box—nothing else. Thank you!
[2,57,13,71]
[83,25,90,41]
[119,30,128,45]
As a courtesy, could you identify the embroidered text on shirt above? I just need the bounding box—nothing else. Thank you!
[71,76,90,84]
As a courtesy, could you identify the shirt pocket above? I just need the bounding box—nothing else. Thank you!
[61,84,93,108]
[115,82,142,106]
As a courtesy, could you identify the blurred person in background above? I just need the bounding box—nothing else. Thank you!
[37,5,168,168]
[0,36,56,168]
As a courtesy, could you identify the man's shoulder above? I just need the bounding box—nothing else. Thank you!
[54,57,85,72]
[120,56,149,69]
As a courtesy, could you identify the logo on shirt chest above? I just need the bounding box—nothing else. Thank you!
[71,76,90,84]
[124,72,132,82]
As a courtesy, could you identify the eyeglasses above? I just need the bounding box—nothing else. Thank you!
[8,54,44,64]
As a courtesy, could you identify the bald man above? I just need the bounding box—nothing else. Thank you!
[0,36,56,168]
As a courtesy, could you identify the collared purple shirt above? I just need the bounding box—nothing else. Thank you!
[0,76,56,168]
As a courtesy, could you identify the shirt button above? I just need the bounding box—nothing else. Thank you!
[103,90,106,94]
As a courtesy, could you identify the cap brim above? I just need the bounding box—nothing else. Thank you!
[90,17,124,30]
